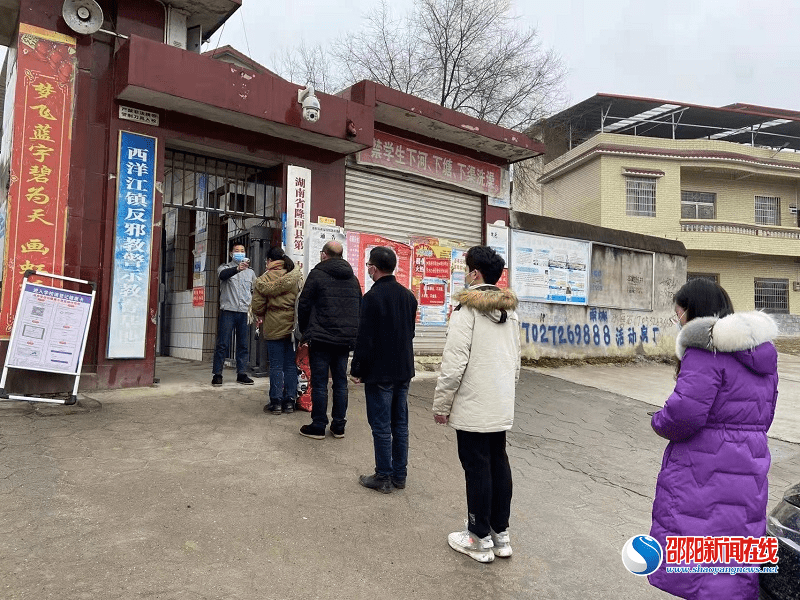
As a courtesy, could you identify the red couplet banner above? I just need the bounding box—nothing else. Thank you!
[0,24,76,338]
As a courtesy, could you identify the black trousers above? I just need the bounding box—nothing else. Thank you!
[456,429,513,539]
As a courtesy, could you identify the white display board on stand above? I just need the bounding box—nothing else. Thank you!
[0,271,96,405]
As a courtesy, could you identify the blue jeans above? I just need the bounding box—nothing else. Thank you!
[266,337,297,401]
[364,381,410,481]
[212,310,249,375]
[309,343,349,429]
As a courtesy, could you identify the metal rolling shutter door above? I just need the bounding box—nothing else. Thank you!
[344,168,482,354]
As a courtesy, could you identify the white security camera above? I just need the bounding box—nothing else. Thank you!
[298,84,320,123]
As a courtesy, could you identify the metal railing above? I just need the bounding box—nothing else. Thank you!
[680,220,800,239]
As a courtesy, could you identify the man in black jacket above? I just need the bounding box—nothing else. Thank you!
[351,246,418,493]
[297,240,362,440]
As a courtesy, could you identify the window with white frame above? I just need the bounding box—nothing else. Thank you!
[626,177,656,216]
[755,195,781,226]
[754,278,789,313]
[681,191,716,219]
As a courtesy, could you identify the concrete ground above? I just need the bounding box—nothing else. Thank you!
[1,356,798,600]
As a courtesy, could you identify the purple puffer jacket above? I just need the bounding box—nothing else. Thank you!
[648,312,779,600]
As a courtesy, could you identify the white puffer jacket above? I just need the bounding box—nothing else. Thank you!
[433,284,521,432]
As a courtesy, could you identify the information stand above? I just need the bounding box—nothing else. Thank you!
[0,271,96,405]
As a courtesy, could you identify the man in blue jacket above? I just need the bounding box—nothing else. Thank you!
[297,241,362,440]
[351,246,418,493]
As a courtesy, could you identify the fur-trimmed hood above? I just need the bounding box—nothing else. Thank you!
[676,311,778,374]
[453,284,518,324]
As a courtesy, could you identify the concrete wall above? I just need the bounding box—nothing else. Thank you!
[519,251,684,360]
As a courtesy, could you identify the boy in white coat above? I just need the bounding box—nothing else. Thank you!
[432,245,521,563]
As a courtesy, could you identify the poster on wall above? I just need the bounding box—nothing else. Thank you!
[285,165,311,273]
[107,131,157,358]
[410,237,472,325]
[0,24,77,339]
[486,222,510,288]
[511,230,589,304]
[306,223,346,274]
[5,281,93,374]
[347,231,413,294]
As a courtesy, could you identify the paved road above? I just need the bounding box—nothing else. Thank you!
[1,358,797,600]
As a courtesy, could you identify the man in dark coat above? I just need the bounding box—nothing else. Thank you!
[297,240,362,440]
[350,246,418,493]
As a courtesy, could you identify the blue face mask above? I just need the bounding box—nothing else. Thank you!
[233,252,245,262]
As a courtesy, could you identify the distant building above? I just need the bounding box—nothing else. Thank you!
[534,94,800,333]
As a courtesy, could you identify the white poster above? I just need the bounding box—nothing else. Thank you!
[486,222,509,263]
[511,230,590,304]
[286,165,311,273]
[305,223,346,275]
[6,282,93,374]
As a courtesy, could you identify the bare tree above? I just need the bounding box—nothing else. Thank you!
[271,0,565,131]
[331,2,431,96]
[271,40,339,94]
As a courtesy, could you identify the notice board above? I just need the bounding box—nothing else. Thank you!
[589,245,654,310]
[6,281,93,374]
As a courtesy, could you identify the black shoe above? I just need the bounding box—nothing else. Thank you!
[237,373,254,385]
[330,425,345,439]
[212,374,223,386]
[359,473,392,494]
[299,424,325,440]
[282,401,295,414]
[264,400,282,414]
[391,478,406,489]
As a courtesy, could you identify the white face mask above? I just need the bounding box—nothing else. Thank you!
[670,308,686,330]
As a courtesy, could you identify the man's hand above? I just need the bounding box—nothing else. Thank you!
[237,260,249,271]
[434,414,449,425]
[350,376,362,384]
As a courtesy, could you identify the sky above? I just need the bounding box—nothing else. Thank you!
[199,0,800,114]
[2,0,797,114]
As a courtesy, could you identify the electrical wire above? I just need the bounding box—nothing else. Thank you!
[239,6,253,59]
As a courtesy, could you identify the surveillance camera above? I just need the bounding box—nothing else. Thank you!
[298,85,321,123]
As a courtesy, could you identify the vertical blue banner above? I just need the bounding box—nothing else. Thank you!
[107,131,157,358]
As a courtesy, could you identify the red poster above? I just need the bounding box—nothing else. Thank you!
[192,287,205,307]
[0,24,76,338]
[419,282,446,306]
[497,268,509,289]
[351,232,412,293]
[424,257,451,280]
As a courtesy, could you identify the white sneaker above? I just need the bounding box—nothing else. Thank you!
[447,529,495,563]
[490,528,512,558]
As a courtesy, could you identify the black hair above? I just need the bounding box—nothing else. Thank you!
[369,246,396,273]
[229,239,245,252]
[673,278,734,322]
[465,245,505,285]
[672,278,734,377]
[267,246,294,272]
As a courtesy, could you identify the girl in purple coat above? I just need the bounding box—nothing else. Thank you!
[649,279,779,599]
